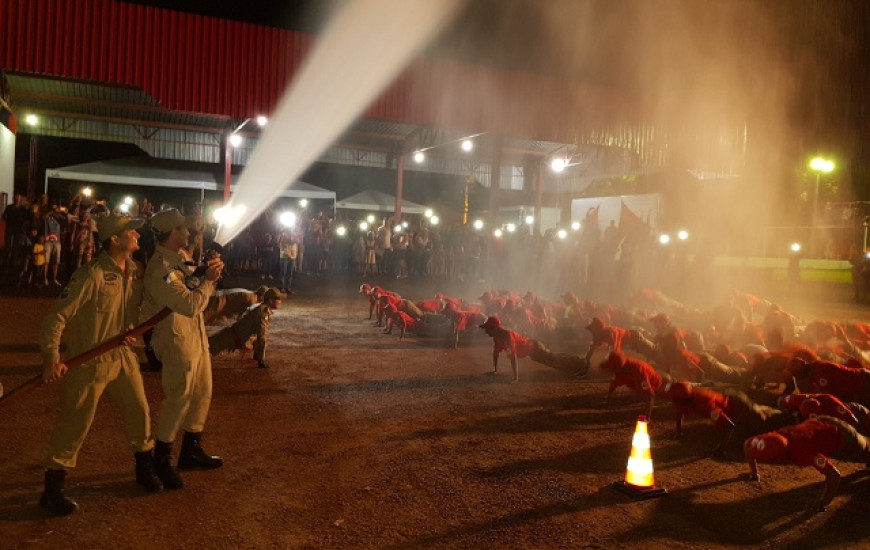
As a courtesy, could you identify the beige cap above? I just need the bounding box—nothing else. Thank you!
[97,214,145,240]
[151,208,188,233]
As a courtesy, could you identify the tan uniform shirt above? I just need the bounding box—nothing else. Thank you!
[40,252,141,367]
[141,245,215,360]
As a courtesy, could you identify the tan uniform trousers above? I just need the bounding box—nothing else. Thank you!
[46,359,152,469]
[154,347,213,442]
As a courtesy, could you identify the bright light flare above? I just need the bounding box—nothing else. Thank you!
[299,198,308,208]
[790,242,802,253]
[402,221,408,228]
[213,204,248,227]
[473,219,484,230]
[506,223,516,233]
[229,133,243,147]
[119,203,130,214]
[393,225,402,233]
[809,157,835,173]
[524,215,534,225]
[256,115,269,127]
[123,196,134,205]
[413,151,425,163]
[461,139,473,152]
[571,221,581,231]
[557,229,568,239]
[493,228,503,238]
[336,225,347,236]
[366,214,375,224]
[550,158,566,172]
[25,114,38,126]
[677,230,689,240]
[82,187,93,198]
[359,221,369,231]
[430,215,439,225]
[424,209,433,218]
[279,211,297,227]
[659,234,671,245]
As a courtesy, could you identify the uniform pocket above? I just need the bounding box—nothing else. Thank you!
[96,284,121,312]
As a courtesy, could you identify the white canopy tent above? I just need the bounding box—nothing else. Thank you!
[336,189,427,215]
[45,157,337,203]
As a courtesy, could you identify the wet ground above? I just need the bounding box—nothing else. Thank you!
[1,272,870,549]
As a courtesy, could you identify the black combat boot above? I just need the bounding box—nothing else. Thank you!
[153,440,184,490]
[177,431,224,470]
[39,469,78,516]
[134,450,163,493]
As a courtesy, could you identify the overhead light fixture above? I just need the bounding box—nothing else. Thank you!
[413,151,425,163]
[550,158,567,172]
[571,221,581,231]
[299,198,309,208]
[430,215,439,225]
[25,114,38,126]
[229,133,243,147]
[256,115,268,127]
[461,139,473,152]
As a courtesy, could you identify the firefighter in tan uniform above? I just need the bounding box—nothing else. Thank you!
[142,209,224,490]
[38,215,162,516]
[209,287,285,368]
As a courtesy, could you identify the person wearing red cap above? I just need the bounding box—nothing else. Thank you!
[584,317,629,364]
[777,393,860,426]
[383,303,420,340]
[743,416,870,512]
[479,316,588,381]
[787,357,870,406]
[600,351,669,419]
[666,381,790,455]
[443,302,486,348]
[480,316,531,382]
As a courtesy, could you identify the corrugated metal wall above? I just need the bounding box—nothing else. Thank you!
[2,0,306,119]
[0,0,618,143]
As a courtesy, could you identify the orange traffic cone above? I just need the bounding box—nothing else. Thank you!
[612,415,667,499]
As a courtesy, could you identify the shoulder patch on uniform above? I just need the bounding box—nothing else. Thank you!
[163,271,181,284]
[103,273,119,282]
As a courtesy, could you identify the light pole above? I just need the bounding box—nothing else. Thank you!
[809,156,834,256]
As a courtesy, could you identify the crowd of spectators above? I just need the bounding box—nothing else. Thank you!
[1,190,694,304]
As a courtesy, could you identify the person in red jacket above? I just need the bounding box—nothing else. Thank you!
[383,303,420,340]
[480,316,588,382]
[442,301,486,348]
[480,316,533,382]
[666,381,790,455]
[787,357,870,406]
[743,416,870,513]
[584,317,629,364]
[777,393,860,427]
[600,351,669,419]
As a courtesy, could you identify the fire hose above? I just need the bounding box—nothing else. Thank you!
[0,307,171,406]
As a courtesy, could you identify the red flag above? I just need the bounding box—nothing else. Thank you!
[618,201,648,237]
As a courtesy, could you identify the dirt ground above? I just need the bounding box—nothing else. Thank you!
[2,275,870,550]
